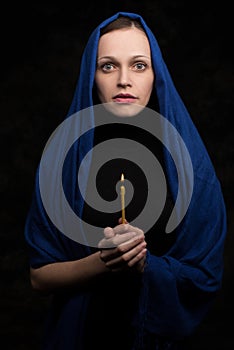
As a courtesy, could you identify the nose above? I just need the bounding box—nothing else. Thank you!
[117,68,132,87]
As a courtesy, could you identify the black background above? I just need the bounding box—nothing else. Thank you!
[1,1,233,349]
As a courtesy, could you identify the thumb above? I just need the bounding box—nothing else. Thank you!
[118,217,128,225]
[103,227,114,238]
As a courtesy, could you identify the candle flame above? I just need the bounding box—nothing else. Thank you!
[121,173,124,182]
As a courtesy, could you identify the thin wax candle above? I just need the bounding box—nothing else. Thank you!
[120,173,125,223]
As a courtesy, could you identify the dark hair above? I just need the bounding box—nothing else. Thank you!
[100,16,145,36]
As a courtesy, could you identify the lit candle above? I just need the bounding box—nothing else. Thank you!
[120,173,126,223]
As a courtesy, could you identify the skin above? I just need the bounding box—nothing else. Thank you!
[30,26,151,293]
[95,27,154,117]
[30,222,146,293]
[98,220,146,273]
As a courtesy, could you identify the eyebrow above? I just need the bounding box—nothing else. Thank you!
[97,55,151,62]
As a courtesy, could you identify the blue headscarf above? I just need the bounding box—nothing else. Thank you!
[25,12,227,349]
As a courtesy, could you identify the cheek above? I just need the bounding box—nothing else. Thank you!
[95,83,105,101]
[138,72,154,92]
[142,80,154,99]
[95,78,110,101]
[147,74,154,90]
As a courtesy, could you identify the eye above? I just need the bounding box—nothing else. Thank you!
[101,63,115,72]
[133,62,147,71]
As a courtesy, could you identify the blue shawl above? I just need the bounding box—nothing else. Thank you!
[24,12,227,349]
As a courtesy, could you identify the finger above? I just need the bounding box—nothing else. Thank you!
[100,236,145,262]
[105,241,147,268]
[113,223,144,237]
[103,227,114,238]
[118,235,145,251]
[100,248,118,262]
[118,217,128,225]
[121,241,147,262]
[98,227,115,249]
[128,248,147,268]
[98,231,139,249]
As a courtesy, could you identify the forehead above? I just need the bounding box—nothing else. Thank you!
[97,27,151,57]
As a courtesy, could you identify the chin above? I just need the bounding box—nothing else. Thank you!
[102,102,145,117]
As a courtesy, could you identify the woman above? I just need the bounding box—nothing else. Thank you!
[24,12,227,350]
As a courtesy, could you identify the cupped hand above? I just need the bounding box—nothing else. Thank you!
[98,222,147,273]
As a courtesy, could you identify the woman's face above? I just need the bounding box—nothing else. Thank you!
[95,27,154,117]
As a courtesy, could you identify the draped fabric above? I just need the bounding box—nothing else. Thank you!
[24,12,227,349]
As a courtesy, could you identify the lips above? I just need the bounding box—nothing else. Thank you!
[113,93,138,103]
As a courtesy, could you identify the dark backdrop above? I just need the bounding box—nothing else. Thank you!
[1,1,233,349]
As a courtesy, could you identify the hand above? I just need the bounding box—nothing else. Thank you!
[98,222,147,273]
